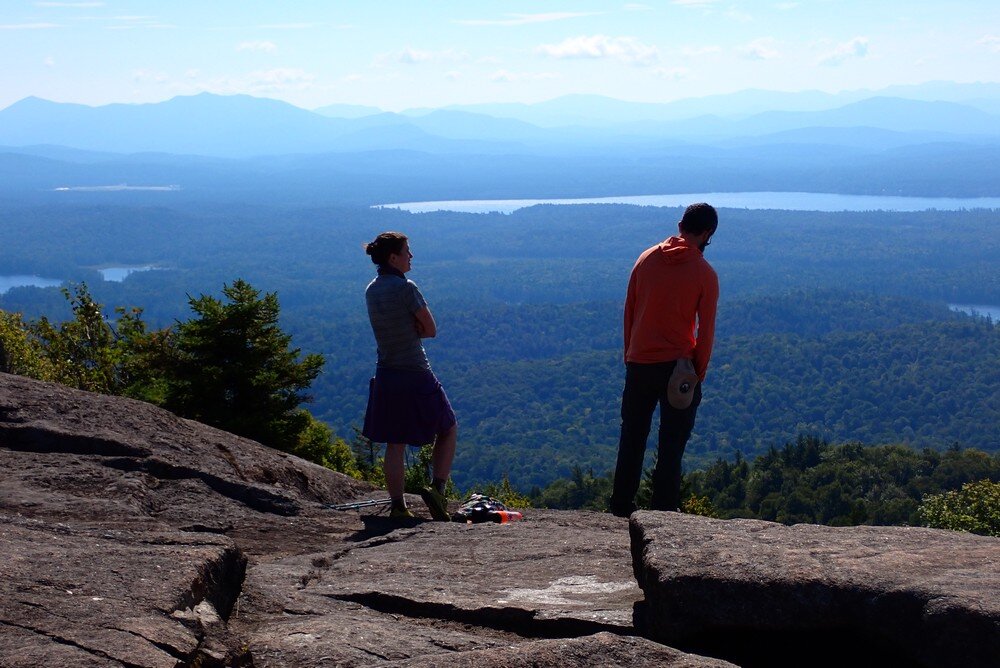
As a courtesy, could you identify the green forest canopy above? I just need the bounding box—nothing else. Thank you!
[2,202,998,489]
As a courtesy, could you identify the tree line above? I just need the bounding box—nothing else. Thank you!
[3,285,997,536]
[527,435,1000,536]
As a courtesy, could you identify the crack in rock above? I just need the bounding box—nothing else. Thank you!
[0,423,151,458]
[328,591,636,640]
[172,545,248,622]
[0,619,151,668]
[103,456,299,516]
[113,626,192,662]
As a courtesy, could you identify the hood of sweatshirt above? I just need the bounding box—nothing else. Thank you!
[657,236,703,264]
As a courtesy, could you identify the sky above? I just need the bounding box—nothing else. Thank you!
[2,1,999,112]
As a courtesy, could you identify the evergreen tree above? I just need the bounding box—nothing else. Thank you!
[163,279,324,452]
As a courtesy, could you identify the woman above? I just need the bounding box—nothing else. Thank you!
[362,231,456,520]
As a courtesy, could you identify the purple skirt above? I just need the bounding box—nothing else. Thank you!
[362,367,456,445]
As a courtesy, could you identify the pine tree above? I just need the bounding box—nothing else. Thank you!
[164,279,324,452]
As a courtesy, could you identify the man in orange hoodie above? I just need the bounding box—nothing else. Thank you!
[610,203,719,516]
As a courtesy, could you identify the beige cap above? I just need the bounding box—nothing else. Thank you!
[667,358,699,409]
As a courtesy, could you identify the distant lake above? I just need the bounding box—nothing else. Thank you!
[0,275,62,294]
[950,304,1000,322]
[99,265,156,282]
[54,184,180,192]
[379,191,1000,214]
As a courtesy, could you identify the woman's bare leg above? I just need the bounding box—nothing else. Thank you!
[432,425,457,489]
[384,443,406,504]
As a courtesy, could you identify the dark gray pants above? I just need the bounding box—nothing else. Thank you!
[610,361,702,514]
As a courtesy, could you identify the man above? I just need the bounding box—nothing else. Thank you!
[610,203,719,516]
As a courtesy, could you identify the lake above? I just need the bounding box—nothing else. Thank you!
[0,267,160,294]
[0,275,62,294]
[54,184,180,192]
[950,304,1000,323]
[99,266,156,282]
[379,191,1000,214]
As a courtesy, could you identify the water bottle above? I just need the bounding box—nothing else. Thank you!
[490,510,523,523]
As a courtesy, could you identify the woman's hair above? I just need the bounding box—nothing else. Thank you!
[365,231,408,265]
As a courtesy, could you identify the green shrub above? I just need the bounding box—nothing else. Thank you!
[0,310,55,380]
[918,479,1000,537]
[477,473,533,509]
[681,494,720,518]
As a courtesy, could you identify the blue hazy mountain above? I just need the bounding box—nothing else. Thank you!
[3,82,1000,158]
[0,94,358,157]
[729,97,1000,136]
[431,81,1000,125]
[436,90,856,127]
[2,83,1000,203]
[312,102,384,118]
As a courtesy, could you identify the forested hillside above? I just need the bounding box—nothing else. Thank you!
[530,436,1000,532]
[684,437,1000,526]
[2,202,998,489]
[427,306,999,487]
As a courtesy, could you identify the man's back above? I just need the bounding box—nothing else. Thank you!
[611,202,720,515]
[624,236,719,379]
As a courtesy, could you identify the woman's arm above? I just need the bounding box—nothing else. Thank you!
[414,306,437,338]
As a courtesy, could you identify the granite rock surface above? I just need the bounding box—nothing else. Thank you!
[3,372,996,667]
[630,510,1000,668]
[0,373,726,667]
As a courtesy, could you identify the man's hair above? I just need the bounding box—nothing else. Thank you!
[365,231,408,265]
[679,203,718,235]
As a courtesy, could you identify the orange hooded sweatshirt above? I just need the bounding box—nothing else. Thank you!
[624,236,719,381]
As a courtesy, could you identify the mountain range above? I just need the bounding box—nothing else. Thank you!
[2,81,999,203]
[2,81,1000,159]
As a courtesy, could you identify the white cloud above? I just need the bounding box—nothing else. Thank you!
[670,0,719,6]
[490,69,559,83]
[0,23,60,29]
[445,70,462,81]
[652,66,690,80]
[375,48,467,67]
[343,74,363,83]
[210,22,337,31]
[978,35,1000,53]
[624,4,653,11]
[536,35,659,66]
[35,1,104,6]
[132,69,169,84]
[245,68,316,92]
[491,70,517,83]
[104,15,173,30]
[457,12,600,27]
[260,23,317,29]
[774,2,799,9]
[43,56,56,67]
[399,48,433,64]
[237,41,277,53]
[681,45,722,57]
[166,68,318,97]
[819,36,869,65]
[738,37,780,60]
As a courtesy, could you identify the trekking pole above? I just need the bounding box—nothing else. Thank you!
[324,498,394,511]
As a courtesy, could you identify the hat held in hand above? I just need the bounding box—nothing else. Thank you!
[668,358,699,409]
